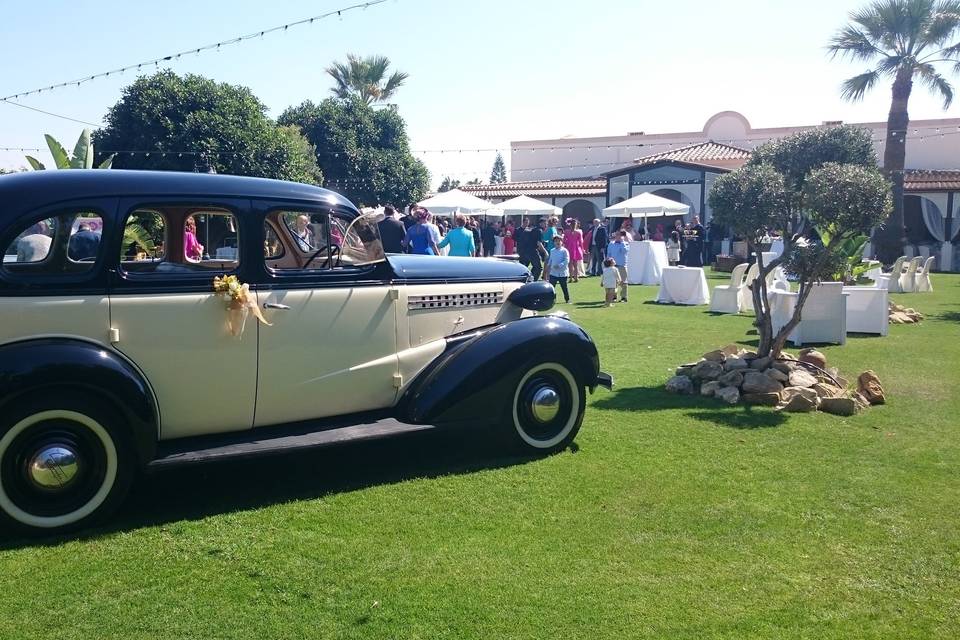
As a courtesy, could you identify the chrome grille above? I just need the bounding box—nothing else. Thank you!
[408,291,503,310]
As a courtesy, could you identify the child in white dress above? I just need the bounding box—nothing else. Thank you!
[600,257,621,307]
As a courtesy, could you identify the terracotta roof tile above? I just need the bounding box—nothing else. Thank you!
[904,169,960,192]
[460,179,606,199]
[632,140,753,169]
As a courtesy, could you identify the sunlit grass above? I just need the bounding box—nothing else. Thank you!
[1,272,958,639]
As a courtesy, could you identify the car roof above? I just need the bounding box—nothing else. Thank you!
[0,170,358,221]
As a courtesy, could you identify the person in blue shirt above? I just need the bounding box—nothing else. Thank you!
[438,215,476,257]
[403,208,441,255]
[606,230,630,302]
[547,235,571,303]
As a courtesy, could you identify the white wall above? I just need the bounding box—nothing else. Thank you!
[511,111,960,181]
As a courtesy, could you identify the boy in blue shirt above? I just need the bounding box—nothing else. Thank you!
[607,230,630,302]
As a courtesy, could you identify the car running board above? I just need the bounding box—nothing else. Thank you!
[149,418,435,470]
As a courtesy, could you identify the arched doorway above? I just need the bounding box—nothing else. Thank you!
[561,199,600,229]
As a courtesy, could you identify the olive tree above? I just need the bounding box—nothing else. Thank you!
[709,126,891,358]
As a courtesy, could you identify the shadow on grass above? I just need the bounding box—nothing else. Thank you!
[935,311,960,323]
[571,301,608,309]
[593,385,787,430]
[0,428,551,550]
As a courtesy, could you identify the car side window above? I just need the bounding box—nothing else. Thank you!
[118,205,239,276]
[2,209,104,277]
[265,209,384,272]
[267,211,333,271]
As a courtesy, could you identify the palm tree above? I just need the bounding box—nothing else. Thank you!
[325,54,409,105]
[828,0,960,264]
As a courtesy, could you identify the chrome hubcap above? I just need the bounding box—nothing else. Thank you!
[530,386,560,423]
[27,445,80,491]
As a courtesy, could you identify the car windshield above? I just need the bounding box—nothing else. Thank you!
[334,213,385,267]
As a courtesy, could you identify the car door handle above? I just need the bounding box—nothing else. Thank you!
[263,302,290,310]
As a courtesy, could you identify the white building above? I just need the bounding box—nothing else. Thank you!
[462,111,960,270]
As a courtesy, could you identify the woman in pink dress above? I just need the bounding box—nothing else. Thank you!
[184,216,204,262]
[564,219,585,283]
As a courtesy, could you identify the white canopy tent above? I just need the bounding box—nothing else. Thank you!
[601,192,691,219]
[495,195,561,218]
[417,189,498,217]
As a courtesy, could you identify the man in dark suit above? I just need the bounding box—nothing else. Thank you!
[590,219,608,275]
[377,205,406,254]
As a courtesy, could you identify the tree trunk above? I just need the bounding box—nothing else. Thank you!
[876,67,913,265]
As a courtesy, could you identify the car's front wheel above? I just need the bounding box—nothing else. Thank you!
[506,361,585,454]
[0,394,133,536]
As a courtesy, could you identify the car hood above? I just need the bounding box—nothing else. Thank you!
[387,254,530,282]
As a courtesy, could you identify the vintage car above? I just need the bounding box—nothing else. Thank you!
[0,170,610,535]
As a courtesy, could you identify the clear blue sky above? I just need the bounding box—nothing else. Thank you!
[1,0,958,185]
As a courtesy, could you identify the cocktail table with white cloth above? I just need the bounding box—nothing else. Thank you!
[627,240,668,285]
[769,283,848,346]
[656,266,710,305]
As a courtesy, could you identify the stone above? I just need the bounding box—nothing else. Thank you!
[798,348,827,370]
[665,375,694,394]
[772,360,797,374]
[749,356,772,370]
[720,344,742,357]
[742,392,781,406]
[820,397,860,416]
[700,381,721,397]
[702,350,726,362]
[857,371,885,405]
[723,357,749,371]
[692,360,725,381]
[852,392,871,410]
[788,369,819,388]
[779,387,820,412]
[764,368,789,383]
[741,351,759,360]
[718,370,744,388]
[675,364,696,377]
[742,371,784,395]
[716,386,740,404]
[811,382,844,399]
[779,352,798,361]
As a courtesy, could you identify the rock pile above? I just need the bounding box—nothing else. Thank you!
[889,302,923,324]
[666,345,884,415]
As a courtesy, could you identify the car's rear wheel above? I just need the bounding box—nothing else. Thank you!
[0,394,133,536]
[506,362,585,454]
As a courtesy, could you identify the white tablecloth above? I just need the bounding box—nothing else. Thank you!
[626,241,668,285]
[656,266,710,305]
[495,237,505,255]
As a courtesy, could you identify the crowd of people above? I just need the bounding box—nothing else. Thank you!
[377,204,711,307]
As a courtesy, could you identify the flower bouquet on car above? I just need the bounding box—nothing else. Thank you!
[213,275,271,337]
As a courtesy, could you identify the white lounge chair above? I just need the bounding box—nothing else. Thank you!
[899,256,921,293]
[710,262,749,314]
[771,282,848,346]
[914,256,935,292]
[882,256,907,293]
[844,285,889,335]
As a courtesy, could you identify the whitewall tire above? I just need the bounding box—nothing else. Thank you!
[508,362,585,453]
[0,396,132,535]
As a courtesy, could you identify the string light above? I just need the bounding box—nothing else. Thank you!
[0,0,389,102]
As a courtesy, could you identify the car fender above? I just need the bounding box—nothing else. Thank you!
[0,338,158,465]
[397,315,601,427]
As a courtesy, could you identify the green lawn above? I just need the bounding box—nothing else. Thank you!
[2,272,959,639]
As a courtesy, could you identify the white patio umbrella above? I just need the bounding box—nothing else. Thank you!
[601,192,691,236]
[417,189,498,217]
[495,195,561,218]
[601,192,690,218]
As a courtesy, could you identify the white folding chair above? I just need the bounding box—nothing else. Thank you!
[899,256,921,293]
[710,262,749,314]
[914,256,935,293]
[738,262,759,312]
[882,256,906,293]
